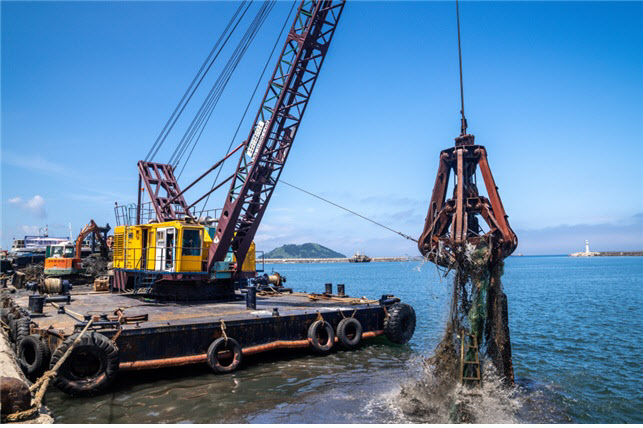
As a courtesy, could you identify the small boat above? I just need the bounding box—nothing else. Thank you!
[349,251,371,263]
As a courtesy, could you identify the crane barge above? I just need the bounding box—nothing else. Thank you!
[1,0,417,398]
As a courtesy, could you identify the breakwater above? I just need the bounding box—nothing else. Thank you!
[263,257,422,264]
[569,251,643,257]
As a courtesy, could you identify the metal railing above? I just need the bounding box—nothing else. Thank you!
[114,203,222,227]
[113,244,261,273]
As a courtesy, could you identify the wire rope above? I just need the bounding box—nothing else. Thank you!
[196,0,297,218]
[280,180,418,243]
[145,1,251,161]
[172,0,276,174]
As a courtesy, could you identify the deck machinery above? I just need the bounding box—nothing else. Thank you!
[113,0,346,299]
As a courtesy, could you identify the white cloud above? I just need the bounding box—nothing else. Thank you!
[26,195,46,218]
[8,195,47,219]
[20,225,41,235]
[3,152,69,176]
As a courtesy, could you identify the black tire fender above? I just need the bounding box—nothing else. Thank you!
[50,331,119,397]
[7,312,19,341]
[17,334,49,380]
[384,303,416,345]
[307,320,334,353]
[13,318,31,346]
[206,337,242,374]
[337,317,363,349]
[0,307,10,324]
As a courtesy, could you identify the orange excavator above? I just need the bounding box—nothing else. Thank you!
[44,220,107,276]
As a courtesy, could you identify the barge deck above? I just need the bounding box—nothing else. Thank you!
[2,286,416,396]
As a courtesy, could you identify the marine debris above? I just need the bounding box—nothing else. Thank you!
[403,119,518,423]
[417,0,517,388]
[398,0,519,421]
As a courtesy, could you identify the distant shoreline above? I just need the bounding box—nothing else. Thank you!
[262,256,423,264]
[262,252,643,264]
[569,251,643,257]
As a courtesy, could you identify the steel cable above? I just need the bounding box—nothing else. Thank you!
[280,180,418,243]
[172,0,275,173]
[171,2,268,167]
[145,1,250,162]
[197,0,297,218]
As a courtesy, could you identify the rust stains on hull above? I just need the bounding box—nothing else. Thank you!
[118,330,385,370]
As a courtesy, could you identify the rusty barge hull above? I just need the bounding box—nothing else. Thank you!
[5,291,400,371]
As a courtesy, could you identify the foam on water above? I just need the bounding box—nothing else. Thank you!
[372,358,519,423]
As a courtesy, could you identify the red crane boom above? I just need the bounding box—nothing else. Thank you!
[207,0,346,272]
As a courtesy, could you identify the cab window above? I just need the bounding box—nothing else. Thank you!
[182,229,201,256]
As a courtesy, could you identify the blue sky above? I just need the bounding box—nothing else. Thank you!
[2,1,642,256]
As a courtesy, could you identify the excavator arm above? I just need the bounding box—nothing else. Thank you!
[75,220,108,259]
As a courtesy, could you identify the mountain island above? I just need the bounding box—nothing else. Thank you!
[264,243,346,259]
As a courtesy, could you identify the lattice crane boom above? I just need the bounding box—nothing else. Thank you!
[207,0,346,272]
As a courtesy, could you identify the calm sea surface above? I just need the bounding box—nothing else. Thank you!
[47,256,642,423]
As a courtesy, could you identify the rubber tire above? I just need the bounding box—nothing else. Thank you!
[17,334,49,380]
[7,312,19,341]
[13,318,31,346]
[50,332,119,397]
[0,307,10,324]
[384,303,416,345]
[206,337,242,374]
[307,320,334,353]
[337,317,363,349]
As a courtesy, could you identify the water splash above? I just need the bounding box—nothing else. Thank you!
[385,360,521,423]
[387,241,517,423]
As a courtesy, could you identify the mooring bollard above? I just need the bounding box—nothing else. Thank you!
[325,283,332,295]
[28,295,45,314]
[246,286,257,310]
[337,284,345,296]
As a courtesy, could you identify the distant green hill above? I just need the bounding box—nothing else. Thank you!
[265,243,346,259]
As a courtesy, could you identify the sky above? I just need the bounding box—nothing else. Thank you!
[1,1,642,256]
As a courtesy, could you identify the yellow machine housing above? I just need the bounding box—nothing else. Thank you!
[113,221,255,275]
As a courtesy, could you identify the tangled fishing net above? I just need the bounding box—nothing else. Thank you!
[396,241,514,422]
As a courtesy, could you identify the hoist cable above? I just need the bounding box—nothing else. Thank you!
[145,0,251,162]
[456,0,467,136]
[170,0,271,168]
[280,180,419,243]
[197,0,297,218]
[147,1,249,162]
[175,0,274,171]
[174,0,274,176]
[173,0,275,175]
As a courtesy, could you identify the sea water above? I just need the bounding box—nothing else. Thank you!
[46,256,642,423]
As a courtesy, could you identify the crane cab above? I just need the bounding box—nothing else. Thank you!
[44,241,83,276]
[113,220,256,279]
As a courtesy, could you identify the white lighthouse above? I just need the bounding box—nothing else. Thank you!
[571,239,598,257]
